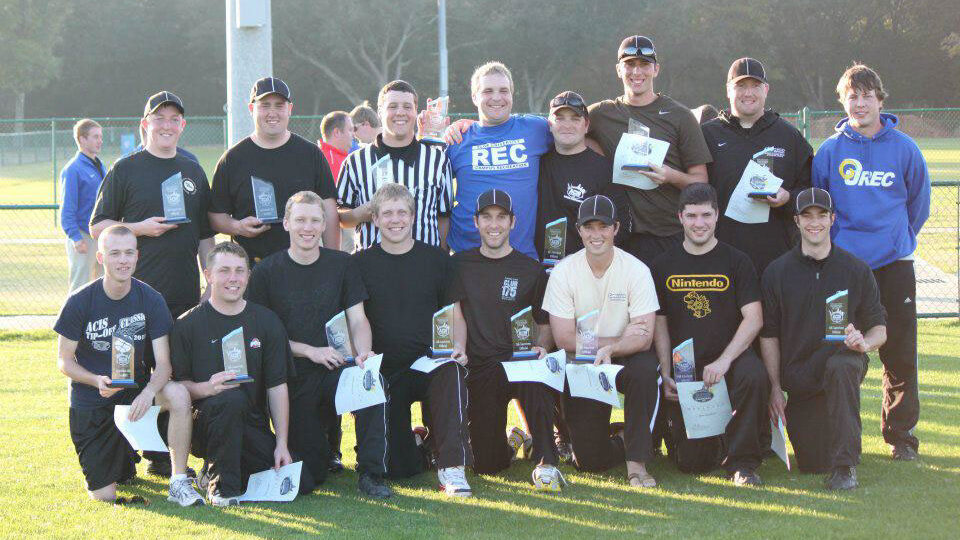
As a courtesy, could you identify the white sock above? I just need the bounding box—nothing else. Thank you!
[170,473,187,483]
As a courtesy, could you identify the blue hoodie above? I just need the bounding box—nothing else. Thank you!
[812,113,930,269]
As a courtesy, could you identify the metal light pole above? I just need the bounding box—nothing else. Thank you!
[226,0,273,146]
[438,0,448,97]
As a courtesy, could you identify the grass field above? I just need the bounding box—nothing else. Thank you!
[0,321,958,539]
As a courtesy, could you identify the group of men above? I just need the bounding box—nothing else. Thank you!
[55,33,929,507]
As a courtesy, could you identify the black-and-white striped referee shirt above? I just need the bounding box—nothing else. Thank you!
[337,135,452,250]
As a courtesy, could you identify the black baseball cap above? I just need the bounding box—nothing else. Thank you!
[795,188,833,214]
[618,35,657,63]
[727,58,767,84]
[549,91,588,118]
[143,91,184,117]
[475,189,513,215]
[250,76,292,103]
[577,195,616,227]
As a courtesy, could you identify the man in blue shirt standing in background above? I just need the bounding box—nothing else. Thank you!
[61,119,107,292]
[445,61,552,259]
[813,63,931,461]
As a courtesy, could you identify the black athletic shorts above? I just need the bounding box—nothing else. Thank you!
[69,403,138,491]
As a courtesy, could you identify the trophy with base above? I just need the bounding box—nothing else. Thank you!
[429,304,455,358]
[161,172,191,224]
[542,217,567,268]
[108,331,138,388]
[251,176,281,224]
[325,311,355,363]
[622,119,653,172]
[222,327,254,383]
[825,290,849,342]
[574,309,599,362]
[420,96,449,144]
[510,306,539,360]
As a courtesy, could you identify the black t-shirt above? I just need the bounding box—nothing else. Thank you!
[534,148,632,260]
[353,242,461,375]
[91,150,213,305]
[651,242,760,369]
[170,301,293,413]
[210,134,337,263]
[451,248,548,365]
[246,248,368,377]
[54,278,172,408]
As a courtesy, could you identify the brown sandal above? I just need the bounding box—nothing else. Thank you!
[628,472,657,488]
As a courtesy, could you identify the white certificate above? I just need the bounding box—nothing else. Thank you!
[334,354,386,415]
[113,405,167,452]
[612,133,670,190]
[770,417,792,470]
[676,379,733,439]
[566,363,624,408]
[238,461,303,502]
[409,356,460,374]
[502,350,566,392]
[723,160,784,224]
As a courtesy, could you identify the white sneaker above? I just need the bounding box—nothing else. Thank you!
[167,476,205,507]
[532,464,566,492]
[208,490,239,507]
[507,426,532,460]
[437,466,472,497]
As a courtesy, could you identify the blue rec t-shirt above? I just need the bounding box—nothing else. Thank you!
[446,115,552,258]
[54,278,173,408]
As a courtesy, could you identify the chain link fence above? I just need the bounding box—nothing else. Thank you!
[1,110,958,329]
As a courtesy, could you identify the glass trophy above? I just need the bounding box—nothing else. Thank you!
[510,306,539,360]
[420,96,449,143]
[222,327,254,383]
[825,290,849,341]
[622,119,652,172]
[574,310,599,362]
[542,217,567,268]
[371,155,394,190]
[429,304,455,358]
[108,332,138,388]
[251,176,281,224]
[161,172,190,224]
[325,311,355,362]
[672,337,695,383]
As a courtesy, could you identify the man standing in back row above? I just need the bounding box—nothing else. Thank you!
[813,64,930,461]
[209,77,339,265]
[702,57,813,275]
[587,35,713,266]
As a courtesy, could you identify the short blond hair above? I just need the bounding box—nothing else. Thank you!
[206,241,249,269]
[284,190,325,216]
[370,183,415,217]
[73,119,101,146]
[97,224,135,252]
[470,61,514,96]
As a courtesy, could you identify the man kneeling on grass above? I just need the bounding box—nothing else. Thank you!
[170,241,316,506]
[55,224,203,506]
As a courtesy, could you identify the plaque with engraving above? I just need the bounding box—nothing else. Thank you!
[161,172,190,224]
[325,311,356,362]
[222,327,254,383]
[251,176,281,224]
[108,332,138,388]
[510,306,539,360]
[825,290,849,342]
[420,96,449,143]
[574,309,599,362]
[429,304,455,358]
[543,217,567,267]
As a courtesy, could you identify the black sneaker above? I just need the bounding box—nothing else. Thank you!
[358,473,393,499]
[731,469,762,486]
[825,466,858,490]
[891,444,919,461]
[328,456,345,474]
[147,460,197,478]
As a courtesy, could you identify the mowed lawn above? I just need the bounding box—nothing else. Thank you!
[0,321,958,539]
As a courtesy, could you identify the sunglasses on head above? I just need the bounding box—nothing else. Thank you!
[621,45,656,58]
[551,94,586,109]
